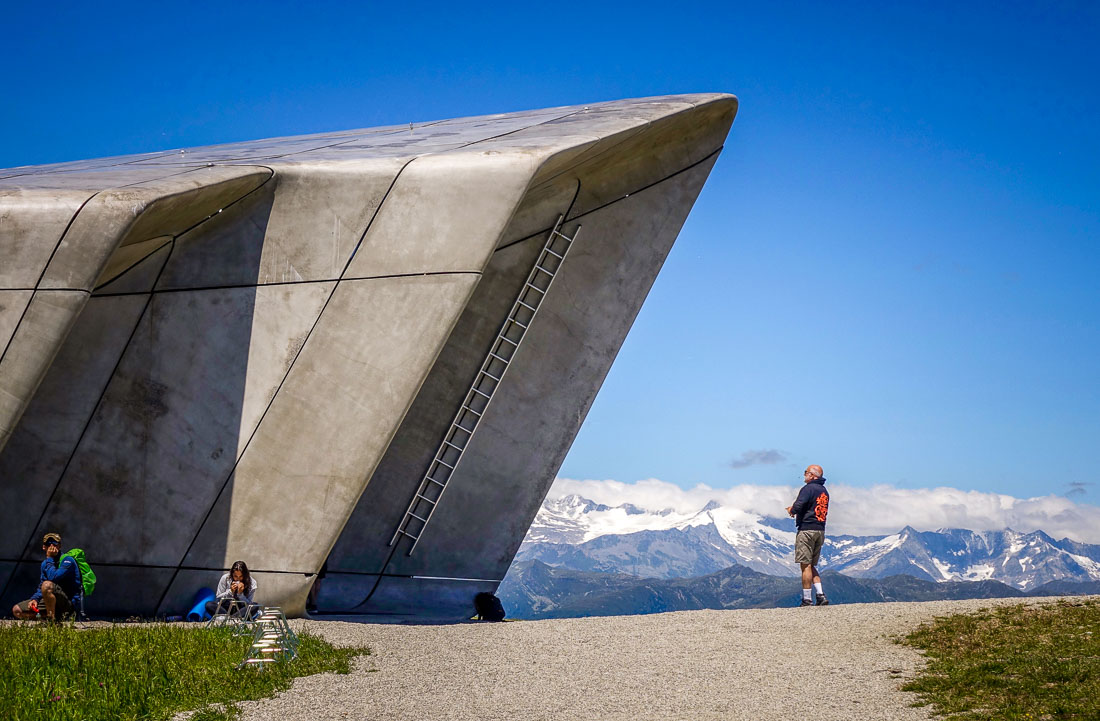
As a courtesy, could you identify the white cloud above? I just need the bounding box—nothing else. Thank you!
[547,477,1100,544]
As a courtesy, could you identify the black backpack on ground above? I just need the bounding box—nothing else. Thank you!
[473,592,505,621]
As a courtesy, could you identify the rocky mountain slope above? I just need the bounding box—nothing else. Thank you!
[497,559,1092,619]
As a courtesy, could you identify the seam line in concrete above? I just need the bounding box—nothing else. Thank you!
[90,168,277,294]
[0,191,97,366]
[0,557,504,583]
[492,146,723,258]
[0,556,504,583]
[154,155,420,613]
[90,270,485,298]
[90,239,175,292]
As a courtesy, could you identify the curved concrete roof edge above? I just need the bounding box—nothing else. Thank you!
[0,94,738,181]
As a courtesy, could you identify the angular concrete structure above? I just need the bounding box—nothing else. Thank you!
[0,94,737,620]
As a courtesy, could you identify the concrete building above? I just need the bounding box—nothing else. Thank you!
[0,94,737,620]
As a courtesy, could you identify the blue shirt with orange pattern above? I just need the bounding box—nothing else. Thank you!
[790,477,829,531]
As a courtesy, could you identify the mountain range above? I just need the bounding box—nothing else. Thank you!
[516,494,1100,590]
[497,493,1100,618]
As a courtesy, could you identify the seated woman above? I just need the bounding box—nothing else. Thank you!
[205,560,258,618]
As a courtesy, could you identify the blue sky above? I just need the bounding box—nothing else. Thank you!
[4,2,1098,509]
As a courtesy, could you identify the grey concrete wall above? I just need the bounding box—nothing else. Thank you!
[0,95,736,619]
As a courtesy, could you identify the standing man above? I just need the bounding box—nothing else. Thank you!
[11,533,82,620]
[787,465,830,607]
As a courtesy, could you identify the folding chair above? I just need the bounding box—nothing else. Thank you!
[206,598,260,635]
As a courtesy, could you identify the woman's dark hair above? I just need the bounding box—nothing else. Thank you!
[230,560,253,595]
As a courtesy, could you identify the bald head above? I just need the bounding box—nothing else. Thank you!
[804,465,823,482]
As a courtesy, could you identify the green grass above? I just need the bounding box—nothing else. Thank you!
[0,622,368,721]
[901,599,1099,720]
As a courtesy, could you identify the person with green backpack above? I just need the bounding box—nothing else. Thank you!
[11,532,92,621]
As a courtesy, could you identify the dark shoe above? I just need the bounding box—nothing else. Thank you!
[800,599,813,606]
[816,595,829,606]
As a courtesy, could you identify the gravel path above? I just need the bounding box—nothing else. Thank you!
[226,596,1081,721]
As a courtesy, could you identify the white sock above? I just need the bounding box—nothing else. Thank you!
[814,582,824,597]
[802,588,812,601]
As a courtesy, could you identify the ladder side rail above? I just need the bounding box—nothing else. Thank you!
[390,217,580,553]
[403,221,581,554]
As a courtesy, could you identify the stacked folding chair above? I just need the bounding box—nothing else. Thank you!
[237,607,299,669]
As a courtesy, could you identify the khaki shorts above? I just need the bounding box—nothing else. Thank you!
[16,588,73,618]
[795,530,825,566]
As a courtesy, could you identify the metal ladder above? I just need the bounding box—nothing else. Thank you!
[390,215,581,554]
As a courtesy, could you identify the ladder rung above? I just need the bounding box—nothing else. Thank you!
[399,527,419,540]
[525,283,545,295]
[426,476,446,487]
[544,247,564,259]
[408,511,428,523]
[481,369,501,382]
[470,387,491,399]
[435,458,455,470]
[461,405,482,416]
[534,265,554,276]
[516,299,538,311]
[415,493,436,505]
[443,440,464,452]
[488,351,510,363]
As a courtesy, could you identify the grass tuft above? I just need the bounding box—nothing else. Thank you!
[0,622,368,721]
[901,599,1099,720]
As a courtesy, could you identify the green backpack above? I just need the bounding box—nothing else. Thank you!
[60,549,96,597]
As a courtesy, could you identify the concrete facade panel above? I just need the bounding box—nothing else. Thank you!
[0,290,88,448]
[344,151,539,277]
[0,295,149,569]
[0,188,90,287]
[252,160,405,284]
[93,239,173,295]
[154,185,274,291]
[182,274,481,578]
[0,290,33,353]
[1,561,47,613]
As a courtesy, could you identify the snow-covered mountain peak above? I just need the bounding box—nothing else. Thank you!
[529,494,708,544]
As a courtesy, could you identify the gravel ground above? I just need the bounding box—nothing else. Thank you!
[220,595,1088,721]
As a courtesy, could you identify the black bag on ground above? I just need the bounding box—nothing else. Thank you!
[473,592,505,621]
